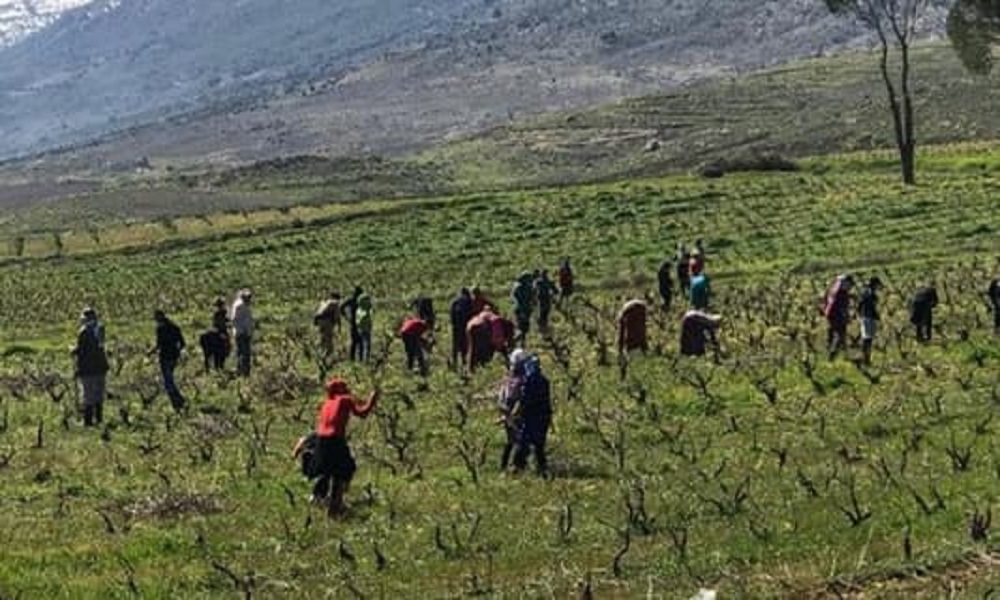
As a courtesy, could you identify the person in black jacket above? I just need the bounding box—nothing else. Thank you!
[341,287,365,362]
[657,258,674,311]
[512,355,552,477]
[151,309,187,412]
[857,277,882,366]
[910,286,939,342]
[72,307,109,427]
[449,288,473,368]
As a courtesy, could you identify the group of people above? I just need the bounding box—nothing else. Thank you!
[623,241,721,359]
[823,275,1000,365]
[65,255,1000,519]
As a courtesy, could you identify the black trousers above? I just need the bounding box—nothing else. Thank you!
[235,334,252,376]
[403,334,427,375]
[828,320,848,356]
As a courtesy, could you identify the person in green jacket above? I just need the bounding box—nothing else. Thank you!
[511,271,535,345]
[690,272,711,310]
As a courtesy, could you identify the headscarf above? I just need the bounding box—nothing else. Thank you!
[509,348,528,370]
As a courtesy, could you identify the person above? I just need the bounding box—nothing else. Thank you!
[298,377,379,517]
[511,354,552,477]
[823,274,854,360]
[199,298,230,371]
[675,244,691,294]
[399,315,430,375]
[680,310,721,356]
[857,277,882,366]
[534,270,558,331]
[72,307,109,427]
[618,299,649,356]
[990,279,1000,334]
[341,287,364,362]
[231,289,254,377]
[314,291,341,357]
[511,271,535,344]
[657,258,674,311]
[466,310,496,371]
[910,286,939,342]
[450,288,474,368]
[355,293,373,362]
[689,271,711,310]
[497,349,528,470]
[151,309,187,412]
[558,258,574,301]
[466,308,513,371]
[411,296,436,330]
[471,286,496,316]
[690,239,706,276]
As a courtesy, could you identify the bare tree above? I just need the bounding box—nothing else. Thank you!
[825,0,934,185]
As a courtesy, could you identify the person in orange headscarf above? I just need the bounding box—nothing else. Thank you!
[294,377,378,517]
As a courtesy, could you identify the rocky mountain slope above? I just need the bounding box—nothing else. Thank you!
[0,0,949,168]
[0,0,92,47]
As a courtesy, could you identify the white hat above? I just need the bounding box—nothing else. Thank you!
[509,348,528,369]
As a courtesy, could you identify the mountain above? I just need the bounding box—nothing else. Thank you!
[0,0,949,167]
[0,0,92,47]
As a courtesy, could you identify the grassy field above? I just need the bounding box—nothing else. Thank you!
[0,141,998,598]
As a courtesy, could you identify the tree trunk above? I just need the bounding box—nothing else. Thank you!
[877,42,910,186]
[900,139,916,185]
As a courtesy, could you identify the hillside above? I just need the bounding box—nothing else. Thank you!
[1,43,998,237]
[0,0,950,166]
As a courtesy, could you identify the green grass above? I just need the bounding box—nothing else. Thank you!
[0,143,999,597]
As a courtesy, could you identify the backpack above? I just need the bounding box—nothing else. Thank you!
[299,434,320,478]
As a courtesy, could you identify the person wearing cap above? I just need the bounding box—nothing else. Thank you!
[450,288,474,368]
[909,285,939,342]
[511,271,535,345]
[824,274,854,360]
[314,291,341,357]
[306,377,379,517]
[857,276,882,366]
[497,349,528,470]
[398,314,430,376]
[72,307,109,427]
[150,309,187,412]
[618,299,649,356]
[231,290,254,377]
[680,309,722,357]
[511,354,552,477]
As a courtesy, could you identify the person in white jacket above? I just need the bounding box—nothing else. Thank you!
[231,289,255,377]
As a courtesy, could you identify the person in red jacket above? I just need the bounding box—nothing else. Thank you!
[618,299,649,356]
[302,377,379,517]
[399,316,430,375]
